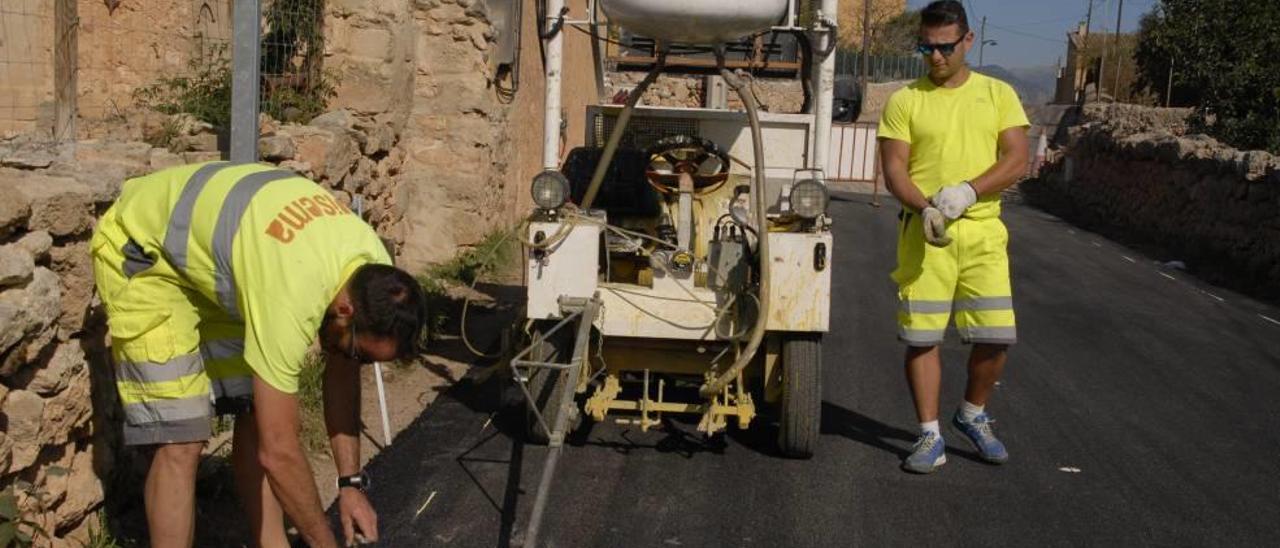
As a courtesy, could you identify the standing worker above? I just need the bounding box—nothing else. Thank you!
[876,0,1029,474]
[91,162,427,546]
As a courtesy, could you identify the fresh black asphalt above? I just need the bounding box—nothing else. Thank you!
[346,193,1280,547]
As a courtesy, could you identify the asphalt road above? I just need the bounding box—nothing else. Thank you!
[351,193,1280,547]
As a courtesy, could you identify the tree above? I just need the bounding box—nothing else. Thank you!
[1134,0,1280,153]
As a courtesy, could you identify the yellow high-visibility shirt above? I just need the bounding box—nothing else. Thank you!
[111,162,392,393]
[877,71,1030,219]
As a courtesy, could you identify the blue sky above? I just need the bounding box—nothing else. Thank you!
[904,0,1160,68]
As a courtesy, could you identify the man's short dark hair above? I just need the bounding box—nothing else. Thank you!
[921,0,970,35]
[350,264,427,357]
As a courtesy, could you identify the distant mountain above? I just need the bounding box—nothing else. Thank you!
[976,64,1057,106]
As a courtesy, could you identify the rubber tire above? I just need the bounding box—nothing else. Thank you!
[524,323,573,445]
[778,333,822,459]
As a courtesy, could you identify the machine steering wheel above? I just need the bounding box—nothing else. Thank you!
[644,135,731,193]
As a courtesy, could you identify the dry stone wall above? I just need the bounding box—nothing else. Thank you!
[0,137,165,546]
[1026,103,1280,301]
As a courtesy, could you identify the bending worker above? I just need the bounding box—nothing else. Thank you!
[91,162,427,546]
[877,0,1030,474]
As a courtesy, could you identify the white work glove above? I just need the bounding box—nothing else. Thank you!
[922,206,952,247]
[930,182,978,220]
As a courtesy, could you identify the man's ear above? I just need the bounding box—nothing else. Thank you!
[332,289,357,320]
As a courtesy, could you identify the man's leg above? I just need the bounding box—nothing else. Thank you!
[905,345,943,423]
[145,442,205,548]
[232,413,290,548]
[964,343,1008,406]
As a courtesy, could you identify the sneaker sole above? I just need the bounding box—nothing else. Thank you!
[901,454,947,474]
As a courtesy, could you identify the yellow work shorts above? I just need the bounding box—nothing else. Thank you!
[892,211,1016,347]
[90,206,255,446]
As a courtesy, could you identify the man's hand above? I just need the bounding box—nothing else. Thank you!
[930,182,977,220]
[339,488,378,545]
[922,207,953,247]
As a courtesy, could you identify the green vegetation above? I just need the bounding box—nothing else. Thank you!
[135,0,336,131]
[1134,0,1280,153]
[417,230,520,340]
[0,482,51,547]
[296,351,329,454]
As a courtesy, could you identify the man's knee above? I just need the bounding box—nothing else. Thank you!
[150,441,205,469]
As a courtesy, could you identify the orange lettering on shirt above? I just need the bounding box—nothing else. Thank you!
[265,219,295,243]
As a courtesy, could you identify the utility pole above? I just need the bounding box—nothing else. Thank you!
[861,0,871,92]
[1166,57,1175,107]
[1111,0,1124,101]
[979,16,987,67]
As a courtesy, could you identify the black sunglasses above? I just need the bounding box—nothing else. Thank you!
[916,36,966,57]
[348,323,370,364]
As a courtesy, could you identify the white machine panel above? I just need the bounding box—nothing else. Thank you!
[597,276,724,340]
[766,232,832,332]
[526,222,601,319]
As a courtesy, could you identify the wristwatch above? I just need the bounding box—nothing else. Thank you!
[337,471,371,492]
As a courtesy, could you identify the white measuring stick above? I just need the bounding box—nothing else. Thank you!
[354,195,394,446]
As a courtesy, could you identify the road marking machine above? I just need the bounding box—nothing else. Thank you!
[509,1,840,543]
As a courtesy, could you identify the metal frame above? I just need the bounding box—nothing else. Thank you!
[231,0,261,163]
[511,296,601,548]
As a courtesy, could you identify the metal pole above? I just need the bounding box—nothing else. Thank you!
[543,0,565,170]
[1165,57,1174,107]
[231,0,261,163]
[811,0,839,175]
[54,0,77,142]
[861,0,870,88]
[979,16,986,67]
[1111,0,1124,101]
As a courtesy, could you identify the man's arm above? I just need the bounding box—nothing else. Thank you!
[879,138,930,211]
[969,126,1030,197]
[253,377,339,548]
[324,352,378,544]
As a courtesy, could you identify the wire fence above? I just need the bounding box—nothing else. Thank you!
[0,0,59,138]
[835,49,927,84]
[0,0,328,144]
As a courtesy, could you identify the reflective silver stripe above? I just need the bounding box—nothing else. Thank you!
[201,338,245,361]
[899,327,945,344]
[962,326,1018,343]
[117,352,204,385]
[122,394,212,424]
[163,162,231,270]
[212,376,254,400]
[954,297,1015,312]
[900,300,952,314]
[211,170,295,320]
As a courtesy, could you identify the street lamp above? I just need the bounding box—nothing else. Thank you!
[979,39,997,67]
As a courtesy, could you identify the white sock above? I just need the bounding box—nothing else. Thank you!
[960,401,984,422]
[920,420,941,437]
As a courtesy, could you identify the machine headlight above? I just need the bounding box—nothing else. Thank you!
[531,170,570,210]
[790,179,829,220]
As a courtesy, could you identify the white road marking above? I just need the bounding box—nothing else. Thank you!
[1260,315,1280,327]
[1121,255,1136,263]
[1091,241,1102,247]
[1159,272,1176,281]
[1202,291,1225,303]
[1058,467,1082,473]
[415,491,438,519]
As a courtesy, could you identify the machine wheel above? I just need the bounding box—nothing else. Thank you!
[524,322,577,445]
[778,333,822,459]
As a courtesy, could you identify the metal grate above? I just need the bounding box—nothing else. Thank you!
[593,113,699,151]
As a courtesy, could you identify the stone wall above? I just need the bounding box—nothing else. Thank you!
[605,72,806,114]
[1025,103,1280,301]
[0,138,169,546]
